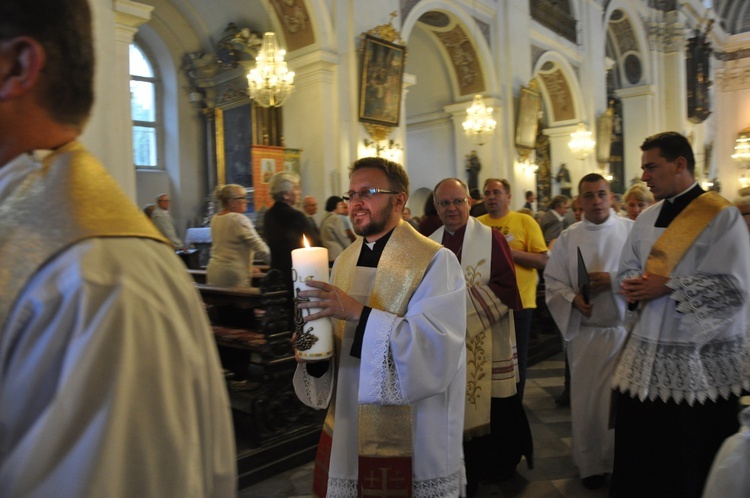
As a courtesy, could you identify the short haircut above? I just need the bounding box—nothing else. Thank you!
[578,173,608,193]
[640,132,696,175]
[623,184,654,204]
[156,193,169,202]
[349,157,409,200]
[325,196,342,212]
[525,190,534,199]
[470,188,482,201]
[214,184,245,210]
[483,178,511,195]
[433,178,469,199]
[549,195,570,209]
[269,171,300,201]
[0,0,95,127]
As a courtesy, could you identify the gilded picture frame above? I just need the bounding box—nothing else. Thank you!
[358,34,406,127]
[515,86,542,150]
[214,101,253,187]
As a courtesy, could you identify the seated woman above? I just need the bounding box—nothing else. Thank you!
[206,184,269,287]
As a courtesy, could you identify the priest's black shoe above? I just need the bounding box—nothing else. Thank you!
[581,474,606,490]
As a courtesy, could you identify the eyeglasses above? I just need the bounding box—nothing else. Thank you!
[342,187,400,202]
[435,198,468,209]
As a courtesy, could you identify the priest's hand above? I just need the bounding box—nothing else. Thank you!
[297,280,364,323]
[620,273,670,303]
[588,272,611,293]
[572,293,593,318]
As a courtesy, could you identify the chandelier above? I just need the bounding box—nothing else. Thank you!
[462,95,496,145]
[246,32,295,107]
[568,122,596,160]
[731,127,750,163]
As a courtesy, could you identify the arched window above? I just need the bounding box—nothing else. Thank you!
[130,43,160,168]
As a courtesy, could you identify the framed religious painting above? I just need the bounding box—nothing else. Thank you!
[515,86,542,150]
[358,34,406,127]
[214,101,253,187]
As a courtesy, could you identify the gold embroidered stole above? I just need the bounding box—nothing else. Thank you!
[431,218,514,439]
[0,142,168,331]
[645,192,731,277]
[327,221,440,492]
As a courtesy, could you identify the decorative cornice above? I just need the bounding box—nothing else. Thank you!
[644,18,685,53]
[716,67,750,91]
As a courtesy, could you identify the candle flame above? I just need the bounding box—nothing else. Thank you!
[302,235,310,248]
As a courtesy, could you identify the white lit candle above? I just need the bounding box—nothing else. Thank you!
[291,236,333,359]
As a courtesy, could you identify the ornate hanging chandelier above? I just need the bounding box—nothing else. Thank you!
[462,94,496,145]
[246,32,295,107]
[568,122,596,160]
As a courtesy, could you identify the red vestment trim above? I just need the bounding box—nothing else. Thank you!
[312,430,332,498]
[358,456,412,498]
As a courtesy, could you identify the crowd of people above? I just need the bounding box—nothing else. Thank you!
[1,1,748,497]
[113,129,750,497]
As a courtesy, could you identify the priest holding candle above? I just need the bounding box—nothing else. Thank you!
[292,157,467,497]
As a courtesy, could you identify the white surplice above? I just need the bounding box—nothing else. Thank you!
[544,211,632,477]
[0,151,236,497]
[613,201,750,405]
[293,248,467,497]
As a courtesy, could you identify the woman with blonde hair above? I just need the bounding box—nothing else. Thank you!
[206,184,269,287]
[622,184,654,221]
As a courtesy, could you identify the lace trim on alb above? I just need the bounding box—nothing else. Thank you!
[368,313,407,405]
[413,470,462,498]
[302,363,332,409]
[613,334,747,406]
[327,477,358,498]
[669,274,745,342]
[327,471,462,498]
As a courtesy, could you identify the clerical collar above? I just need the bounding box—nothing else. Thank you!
[666,181,699,204]
[443,224,466,239]
[356,227,395,267]
[655,182,704,228]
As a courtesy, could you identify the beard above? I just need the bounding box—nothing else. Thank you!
[353,196,395,238]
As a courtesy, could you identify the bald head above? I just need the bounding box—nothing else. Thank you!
[302,195,318,215]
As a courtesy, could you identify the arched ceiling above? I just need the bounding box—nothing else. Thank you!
[416,10,487,98]
[713,0,750,35]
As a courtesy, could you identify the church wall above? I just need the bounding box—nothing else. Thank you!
[81,0,750,238]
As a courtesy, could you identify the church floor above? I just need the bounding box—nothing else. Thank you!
[239,352,609,498]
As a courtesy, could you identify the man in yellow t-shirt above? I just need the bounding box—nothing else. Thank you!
[478,178,548,400]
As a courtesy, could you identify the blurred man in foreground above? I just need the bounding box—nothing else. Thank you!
[0,2,235,495]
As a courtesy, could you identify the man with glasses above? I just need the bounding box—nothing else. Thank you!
[477,179,548,401]
[429,178,532,495]
[151,193,185,250]
[0,1,235,495]
[610,132,750,497]
[293,157,467,497]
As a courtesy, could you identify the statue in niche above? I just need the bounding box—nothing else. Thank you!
[465,150,481,191]
[555,163,572,198]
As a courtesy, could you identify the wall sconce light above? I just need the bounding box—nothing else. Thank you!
[363,138,402,159]
[731,127,750,163]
